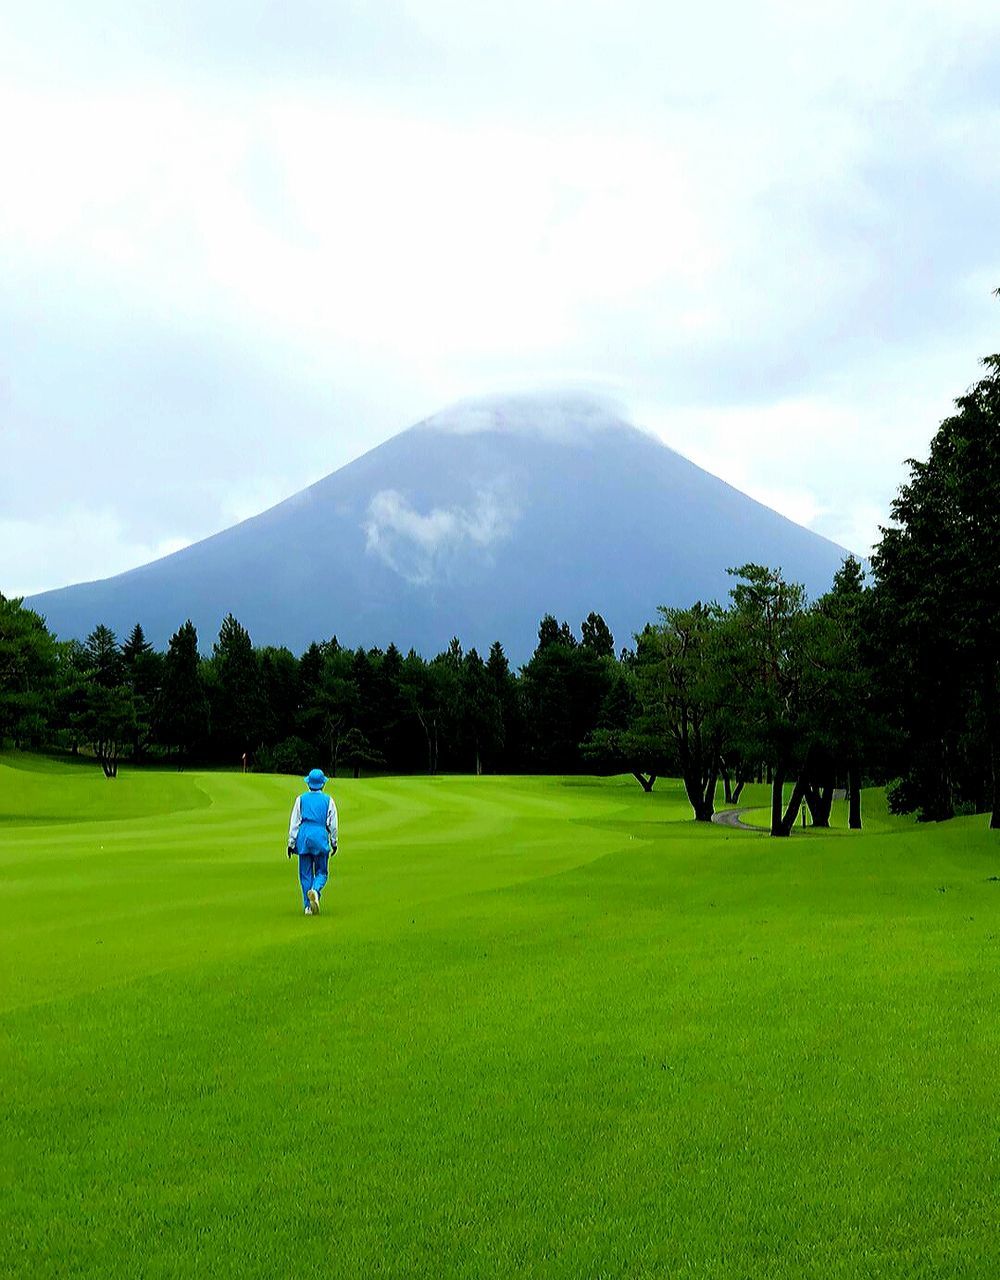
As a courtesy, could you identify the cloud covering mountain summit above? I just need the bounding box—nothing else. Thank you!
[419,391,635,443]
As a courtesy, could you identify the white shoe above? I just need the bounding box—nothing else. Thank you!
[304,905,312,915]
[308,889,320,916]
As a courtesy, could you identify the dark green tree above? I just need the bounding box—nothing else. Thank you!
[339,726,385,779]
[580,611,615,658]
[429,640,466,771]
[872,350,1000,826]
[536,615,577,651]
[317,646,361,777]
[155,621,208,763]
[485,641,522,770]
[298,641,324,703]
[0,595,58,747]
[259,646,300,748]
[77,684,138,778]
[369,643,410,770]
[811,556,879,829]
[210,614,264,762]
[400,649,457,775]
[53,639,92,754]
[84,624,124,688]
[521,616,614,773]
[719,566,815,836]
[120,623,162,761]
[461,647,502,774]
[121,622,152,666]
[635,603,727,820]
[581,658,671,790]
[62,624,142,775]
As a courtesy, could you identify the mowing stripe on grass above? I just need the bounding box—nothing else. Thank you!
[2,758,999,1278]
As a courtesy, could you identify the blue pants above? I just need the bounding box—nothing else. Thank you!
[298,851,329,909]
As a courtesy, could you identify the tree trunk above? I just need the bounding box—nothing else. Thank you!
[770,763,786,836]
[848,760,862,830]
[684,770,715,821]
[683,771,703,818]
[723,755,748,804]
[632,772,656,792]
[800,745,834,827]
[986,664,1000,829]
[990,750,1000,829]
[804,783,834,828]
[773,773,808,837]
[415,710,434,775]
[697,768,718,822]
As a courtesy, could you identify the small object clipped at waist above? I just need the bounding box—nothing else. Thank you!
[288,839,338,857]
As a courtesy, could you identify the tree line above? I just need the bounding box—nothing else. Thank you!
[0,603,618,782]
[2,343,998,831]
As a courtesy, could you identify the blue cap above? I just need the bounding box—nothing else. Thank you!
[305,768,327,791]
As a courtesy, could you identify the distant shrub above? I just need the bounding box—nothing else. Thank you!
[887,775,965,824]
[257,736,313,776]
[886,777,916,817]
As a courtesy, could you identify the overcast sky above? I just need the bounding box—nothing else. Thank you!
[2,0,998,598]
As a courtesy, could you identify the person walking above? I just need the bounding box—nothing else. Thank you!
[287,768,338,915]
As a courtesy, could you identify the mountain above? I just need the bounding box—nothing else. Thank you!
[27,393,853,660]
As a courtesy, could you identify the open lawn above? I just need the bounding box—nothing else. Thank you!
[2,755,999,1278]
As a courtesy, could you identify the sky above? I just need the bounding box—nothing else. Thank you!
[2,0,998,598]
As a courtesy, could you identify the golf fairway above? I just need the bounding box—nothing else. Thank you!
[2,753,999,1278]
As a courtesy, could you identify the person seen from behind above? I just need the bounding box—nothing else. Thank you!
[287,769,338,915]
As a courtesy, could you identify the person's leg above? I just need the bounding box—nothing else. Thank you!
[313,850,330,898]
[307,849,327,915]
[298,854,314,911]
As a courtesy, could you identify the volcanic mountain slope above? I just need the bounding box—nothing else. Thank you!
[28,394,852,659]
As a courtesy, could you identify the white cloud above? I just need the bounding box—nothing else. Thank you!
[220,479,301,527]
[0,83,714,372]
[644,396,931,559]
[364,488,518,584]
[0,509,191,601]
[420,390,632,441]
[814,501,889,565]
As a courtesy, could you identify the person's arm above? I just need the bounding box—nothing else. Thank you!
[287,795,302,855]
[327,797,339,852]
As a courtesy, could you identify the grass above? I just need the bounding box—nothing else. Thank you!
[2,755,999,1278]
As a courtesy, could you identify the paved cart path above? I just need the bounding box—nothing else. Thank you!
[711,806,766,832]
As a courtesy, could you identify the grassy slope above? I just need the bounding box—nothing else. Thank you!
[1,756,999,1279]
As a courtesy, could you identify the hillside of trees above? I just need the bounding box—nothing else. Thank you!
[3,344,999,833]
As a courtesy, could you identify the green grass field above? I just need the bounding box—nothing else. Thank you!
[2,754,999,1278]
